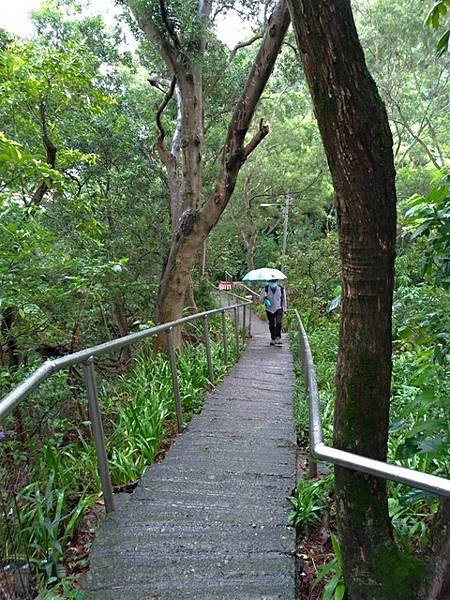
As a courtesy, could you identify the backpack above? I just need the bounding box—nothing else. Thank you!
[265,285,285,309]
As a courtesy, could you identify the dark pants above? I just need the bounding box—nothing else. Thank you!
[266,309,283,340]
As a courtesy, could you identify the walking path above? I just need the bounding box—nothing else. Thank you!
[84,313,297,599]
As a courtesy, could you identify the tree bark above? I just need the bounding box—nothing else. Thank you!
[185,274,198,314]
[422,498,450,599]
[287,1,421,598]
[200,239,207,277]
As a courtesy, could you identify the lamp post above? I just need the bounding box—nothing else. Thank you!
[260,193,291,272]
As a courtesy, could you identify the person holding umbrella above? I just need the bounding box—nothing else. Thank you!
[260,279,287,346]
[242,268,287,347]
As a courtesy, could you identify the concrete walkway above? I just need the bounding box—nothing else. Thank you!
[84,313,297,599]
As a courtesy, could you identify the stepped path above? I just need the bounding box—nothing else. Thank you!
[84,313,297,599]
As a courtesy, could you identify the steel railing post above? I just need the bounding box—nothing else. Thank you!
[296,325,317,478]
[243,304,246,339]
[221,309,229,366]
[248,303,252,337]
[233,307,240,355]
[166,328,184,432]
[82,357,114,513]
[203,315,215,386]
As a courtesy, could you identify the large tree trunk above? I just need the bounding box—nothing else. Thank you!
[422,498,450,599]
[150,0,290,349]
[287,1,420,598]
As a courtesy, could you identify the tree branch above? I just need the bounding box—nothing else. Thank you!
[128,2,180,74]
[201,0,290,226]
[156,76,176,144]
[242,122,270,161]
[149,75,182,160]
[31,100,57,205]
[229,34,263,61]
[159,0,181,50]
[207,33,263,95]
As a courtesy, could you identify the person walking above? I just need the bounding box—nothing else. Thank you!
[260,279,287,346]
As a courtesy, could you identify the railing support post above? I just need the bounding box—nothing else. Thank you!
[203,315,215,386]
[242,304,246,339]
[221,309,228,366]
[309,458,318,479]
[248,302,252,337]
[233,306,240,355]
[82,357,114,513]
[166,328,184,433]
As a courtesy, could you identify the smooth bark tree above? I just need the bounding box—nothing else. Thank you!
[287,1,422,598]
[128,0,291,348]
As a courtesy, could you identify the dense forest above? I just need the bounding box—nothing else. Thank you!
[0,0,449,598]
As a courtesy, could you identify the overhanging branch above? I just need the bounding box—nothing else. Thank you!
[242,121,270,161]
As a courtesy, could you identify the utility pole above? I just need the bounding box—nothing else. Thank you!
[281,193,290,272]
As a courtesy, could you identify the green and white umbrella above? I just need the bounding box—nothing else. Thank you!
[242,267,286,281]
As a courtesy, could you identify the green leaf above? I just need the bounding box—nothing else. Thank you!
[335,582,346,600]
[313,558,337,587]
[437,29,450,56]
[395,438,419,460]
[399,489,438,506]
[417,437,446,453]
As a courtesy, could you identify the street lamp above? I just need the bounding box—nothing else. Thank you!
[260,193,291,272]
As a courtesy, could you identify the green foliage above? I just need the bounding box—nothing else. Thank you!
[194,278,217,313]
[313,533,345,600]
[288,474,333,535]
[36,578,85,600]
[12,474,93,582]
[425,0,450,55]
[108,357,172,484]
[402,169,450,285]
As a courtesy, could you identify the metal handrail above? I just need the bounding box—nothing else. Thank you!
[0,300,252,512]
[294,310,450,498]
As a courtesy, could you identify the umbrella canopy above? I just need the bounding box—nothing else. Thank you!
[242,267,286,281]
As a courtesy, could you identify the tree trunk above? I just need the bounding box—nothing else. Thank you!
[246,231,257,272]
[178,70,204,212]
[287,1,422,598]
[200,240,207,277]
[155,211,207,349]
[112,298,131,363]
[185,274,198,315]
[152,0,290,350]
[422,498,450,599]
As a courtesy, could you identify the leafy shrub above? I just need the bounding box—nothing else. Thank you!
[288,474,333,534]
